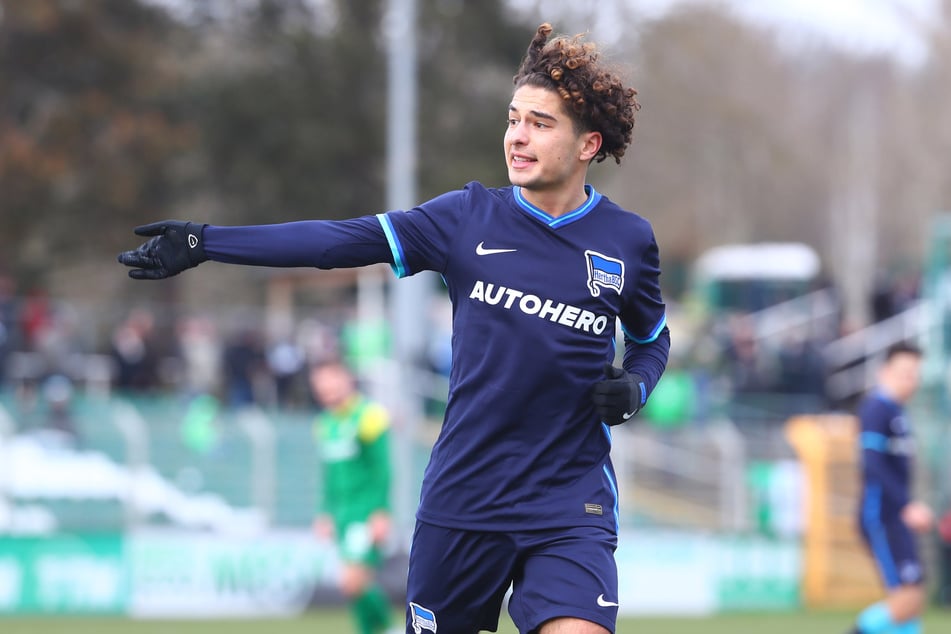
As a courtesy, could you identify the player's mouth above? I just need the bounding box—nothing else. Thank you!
[510,154,536,169]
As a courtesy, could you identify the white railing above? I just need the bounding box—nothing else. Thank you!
[112,400,150,527]
[823,301,932,402]
[238,407,277,523]
[616,418,749,531]
[749,288,841,343]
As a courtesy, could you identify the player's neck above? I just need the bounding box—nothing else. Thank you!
[328,394,361,415]
[519,184,590,218]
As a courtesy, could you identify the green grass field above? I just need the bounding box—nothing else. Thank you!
[2,608,950,633]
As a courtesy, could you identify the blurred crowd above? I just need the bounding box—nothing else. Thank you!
[0,303,350,409]
[0,273,462,448]
[0,267,922,437]
[681,269,922,422]
[0,282,391,448]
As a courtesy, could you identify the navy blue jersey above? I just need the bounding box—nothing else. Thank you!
[204,181,670,532]
[857,390,914,517]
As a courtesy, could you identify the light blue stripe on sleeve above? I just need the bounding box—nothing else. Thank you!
[376,213,408,278]
[621,313,667,345]
[861,431,889,452]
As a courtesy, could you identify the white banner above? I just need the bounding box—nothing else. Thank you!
[128,531,339,618]
[616,529,801,615]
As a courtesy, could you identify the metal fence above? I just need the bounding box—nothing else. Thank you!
[1,370,947,541]
[0,388,795,539]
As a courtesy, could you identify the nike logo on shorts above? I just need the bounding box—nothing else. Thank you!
[597,594,619,607]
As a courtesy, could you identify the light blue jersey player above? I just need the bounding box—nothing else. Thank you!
[119,23,669,634]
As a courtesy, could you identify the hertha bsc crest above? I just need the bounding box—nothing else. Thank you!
[410,602,437,633]
[584,250,625,297]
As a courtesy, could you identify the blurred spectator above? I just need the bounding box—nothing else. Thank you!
[776,334,827,404]
[0,275,14,388]
[110,309,160,392]
[892,270,920,313]
[870,269,921,323]
[297,317,341,367]
[19,288,53,352]
[222,328,266,409]
[40,373,79,448]
[720,313,774,394]
[180,392,221,455]
[176,315,222,397]
[870,272,897,323]
[941,509,951,544]
[267,337,306,408]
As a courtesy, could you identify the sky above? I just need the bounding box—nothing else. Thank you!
[152,0,944,67]
[636,0,942,66]
[509,0,942,67]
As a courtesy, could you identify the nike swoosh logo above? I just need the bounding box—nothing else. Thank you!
[622,411,636,420]
[476,241,517,256]
[597,594,619,607]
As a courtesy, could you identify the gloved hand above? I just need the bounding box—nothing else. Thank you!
[592,363,646,426]
[117,220,208,279]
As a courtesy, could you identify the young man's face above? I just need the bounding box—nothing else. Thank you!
[880,352,922,403]
[504,85,601,193]
[310,363,355,410]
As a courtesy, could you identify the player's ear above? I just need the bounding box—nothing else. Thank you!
[579,131,602,162]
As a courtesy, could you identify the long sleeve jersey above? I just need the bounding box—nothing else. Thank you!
[857,389,915,521]
[204,182,670,532]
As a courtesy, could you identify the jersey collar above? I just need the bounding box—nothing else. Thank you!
[872,387,902,408]
[512,185,602,229]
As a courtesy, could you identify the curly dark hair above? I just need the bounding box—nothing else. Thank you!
[513,23,639,164]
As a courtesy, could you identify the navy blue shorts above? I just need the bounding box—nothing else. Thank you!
[860,516,924,589]
[404,520,618,634]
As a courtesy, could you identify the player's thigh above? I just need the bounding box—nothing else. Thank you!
[405,520,516,634]
[538,617,611,634]
[861,517,925,590]
[509,526,618,634]
[339,520,380,565]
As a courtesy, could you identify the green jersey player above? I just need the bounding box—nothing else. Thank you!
[310,359,394,634]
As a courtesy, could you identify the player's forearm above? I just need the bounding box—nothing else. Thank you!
[204,218,392,268]
[622,326,670,396]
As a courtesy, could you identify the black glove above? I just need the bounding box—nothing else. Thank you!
[592,363,646,426]
[117,220,208,280]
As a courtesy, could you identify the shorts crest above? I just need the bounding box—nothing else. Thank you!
[410,602,437,633]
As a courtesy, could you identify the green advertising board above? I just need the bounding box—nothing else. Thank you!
[715,534,801,610]
[0,534,127,614]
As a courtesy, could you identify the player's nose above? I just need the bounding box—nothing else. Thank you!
[506,121,529,145]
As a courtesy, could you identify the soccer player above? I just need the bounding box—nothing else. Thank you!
[848,342,934,634]
[118,23,669,634]
[309,358,395,634]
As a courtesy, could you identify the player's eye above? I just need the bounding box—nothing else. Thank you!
[534,121,549,129]
[506,118,518,127]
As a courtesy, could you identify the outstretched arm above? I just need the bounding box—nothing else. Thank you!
[118,216,392,279]
[204,219,391,268]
